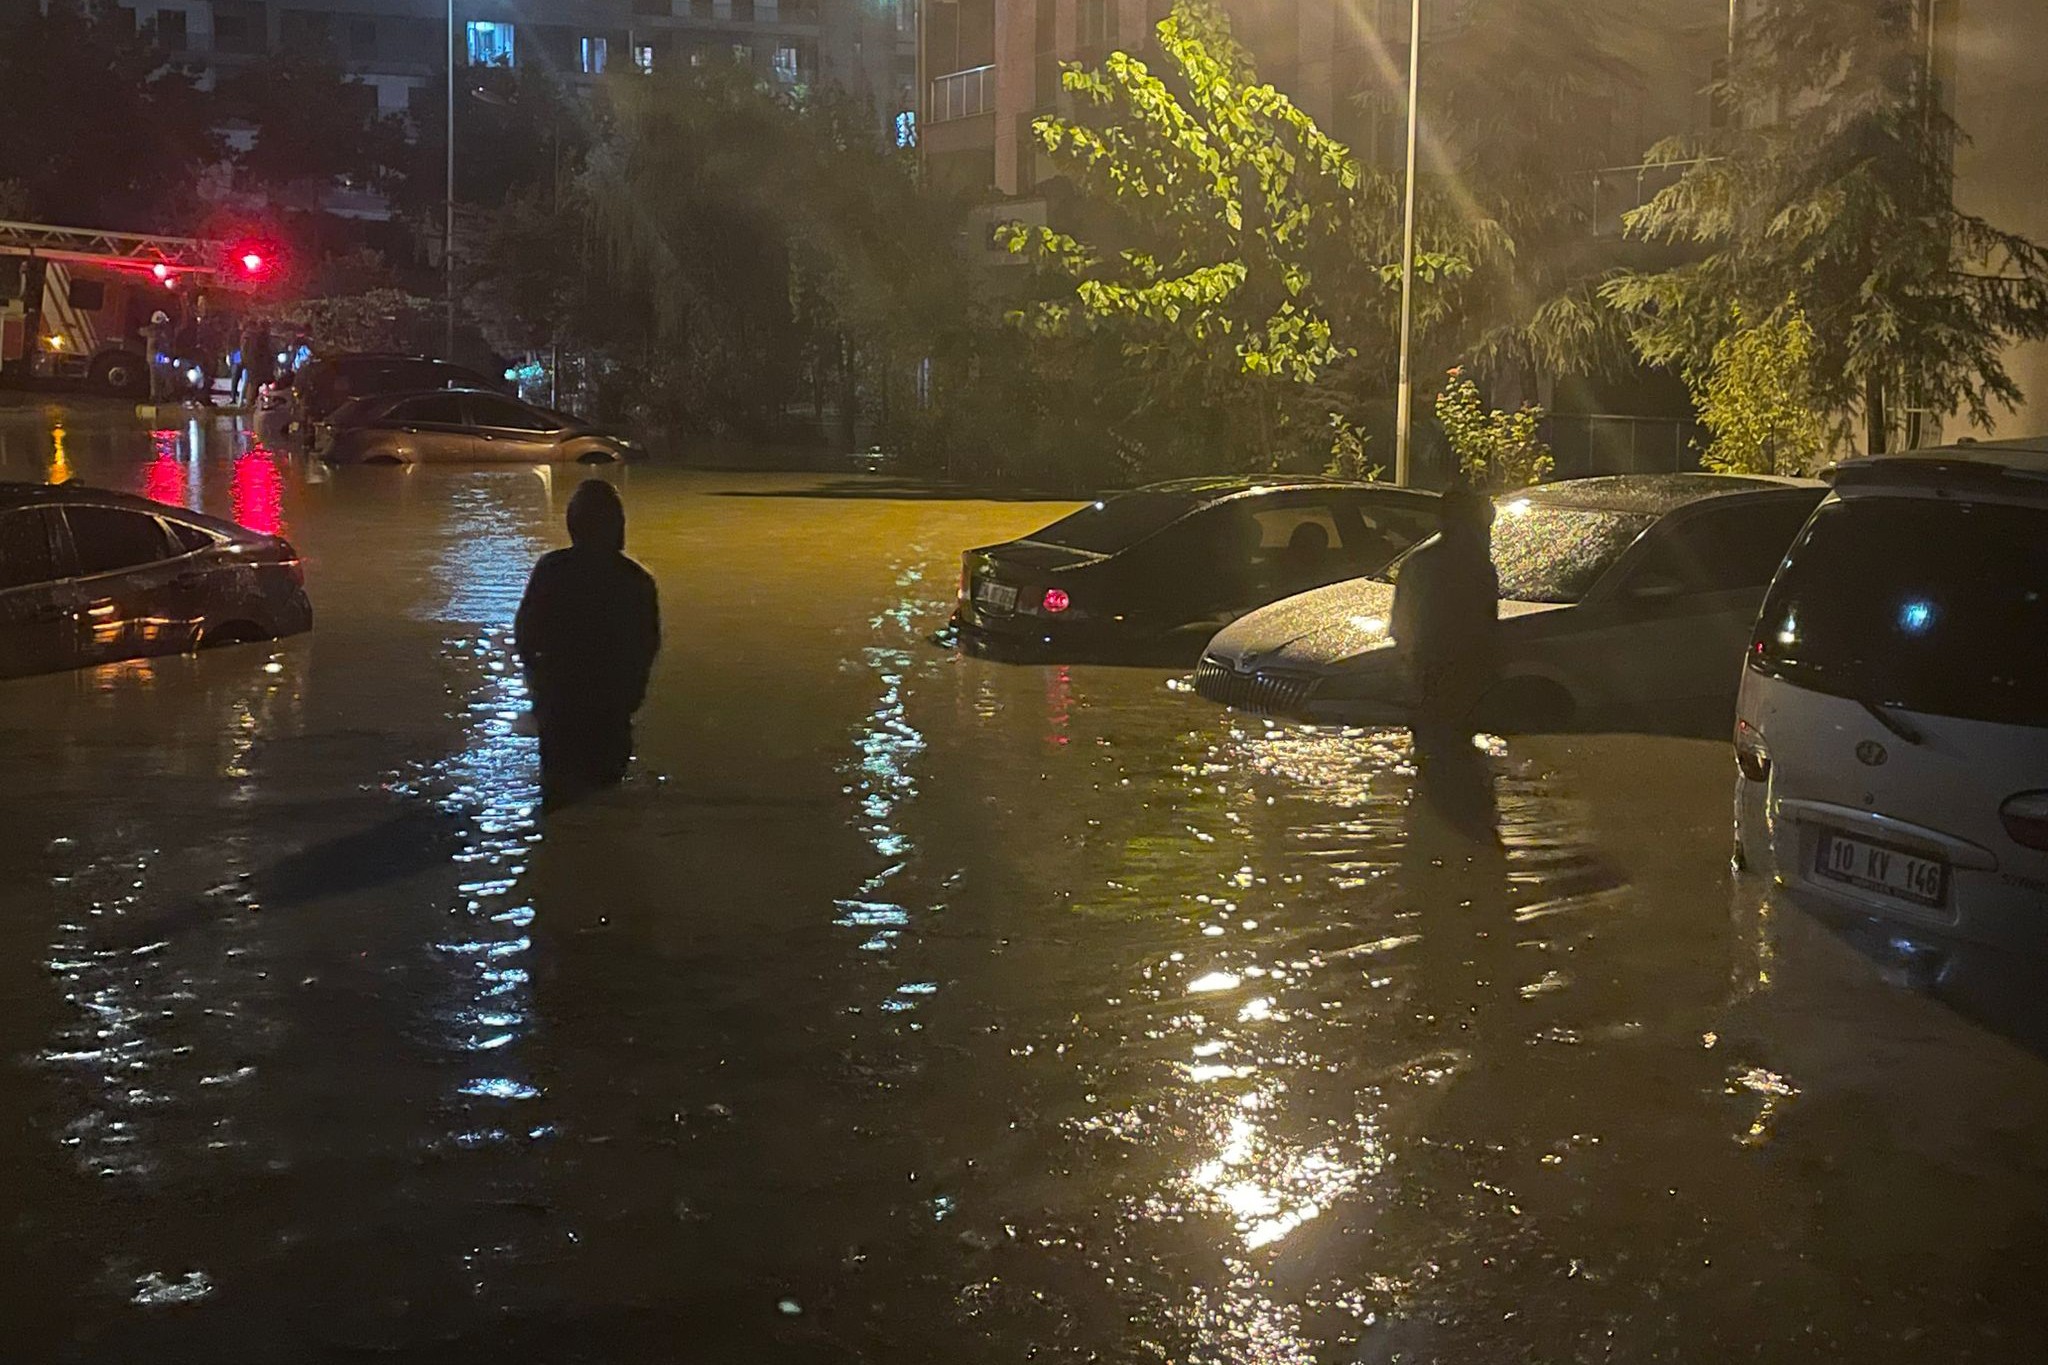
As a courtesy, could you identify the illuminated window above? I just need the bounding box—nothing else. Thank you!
[580,35,608,73]
[772,43,799,82]
[894,109,916,148]
[632,42,654,73]
[466,20,514,67]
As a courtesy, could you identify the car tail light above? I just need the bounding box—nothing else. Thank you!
[2000,791,2048,851]
[1734,719,1772,783]
[1042,588,1070,614]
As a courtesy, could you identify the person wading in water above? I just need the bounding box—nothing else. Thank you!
[514,479,661,808]
[1391,482,1501,837]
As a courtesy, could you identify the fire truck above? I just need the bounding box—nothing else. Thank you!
[0,219,273,397]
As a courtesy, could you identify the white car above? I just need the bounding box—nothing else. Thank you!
[1734,440,2048,941]
[1195,474,1824,730]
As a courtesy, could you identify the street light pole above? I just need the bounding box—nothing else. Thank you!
[445,0,457,360]
[1393,0,1422,487]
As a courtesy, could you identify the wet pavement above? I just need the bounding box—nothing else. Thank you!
[4,400,2048,1363]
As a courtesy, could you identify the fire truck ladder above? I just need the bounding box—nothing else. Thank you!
[0,219,228,273]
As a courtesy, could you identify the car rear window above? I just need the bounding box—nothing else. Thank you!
[1751,495,2048,726]
[1029,492,1199,554]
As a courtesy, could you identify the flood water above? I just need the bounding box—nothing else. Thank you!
[4,401,2048,1363]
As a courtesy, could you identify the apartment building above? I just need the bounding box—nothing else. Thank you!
[1948,0,2048,441]
[113,0,915,132]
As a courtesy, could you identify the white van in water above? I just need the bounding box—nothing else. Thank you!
[1734,440,2048,941]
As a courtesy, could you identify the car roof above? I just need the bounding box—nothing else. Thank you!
[1507,472,1823,515]
[0,481,262,537]
[1130,475,1438,501]
[1831,437,2048,501]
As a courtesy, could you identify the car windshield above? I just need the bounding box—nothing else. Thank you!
[1752,495,2048,725]
[1378,502,1655,604]
[1027,491,1199,554]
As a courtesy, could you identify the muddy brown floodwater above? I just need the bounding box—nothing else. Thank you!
[3,401,2048,1363]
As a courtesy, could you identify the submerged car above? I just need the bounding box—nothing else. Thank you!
[0,483,311,680]
[1734,441,2048,943]
[288,353,500,437]
[955,477,1441,661]
[1196,473,1826,728]
[320,389,640,465]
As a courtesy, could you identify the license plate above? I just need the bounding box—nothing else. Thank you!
[1815,830,1948,908]
[974,579,1019,613]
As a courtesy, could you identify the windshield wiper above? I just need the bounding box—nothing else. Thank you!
[1858,696,1925,746]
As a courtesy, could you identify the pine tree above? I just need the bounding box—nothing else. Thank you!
[1604,0,2048,452]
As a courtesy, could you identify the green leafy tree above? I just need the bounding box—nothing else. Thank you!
[1004,0,1488,474]
[1691,300,1832,475]
[1603,0,2048,452]
[1434,367,1552,489]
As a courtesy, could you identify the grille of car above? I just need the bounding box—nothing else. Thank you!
[1194,657,1316,715]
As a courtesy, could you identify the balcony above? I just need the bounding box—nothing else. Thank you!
[1587,159,1716,237]
[931,64,994,123]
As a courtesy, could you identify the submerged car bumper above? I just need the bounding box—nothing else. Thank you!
[1737,780,2048,948]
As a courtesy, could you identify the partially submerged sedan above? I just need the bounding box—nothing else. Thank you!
[955,477,1441,662]
[320,390,641,465]
[1,483,311,680]
[1195,474,1825,729]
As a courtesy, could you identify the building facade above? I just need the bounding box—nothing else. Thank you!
[111,0,915,131]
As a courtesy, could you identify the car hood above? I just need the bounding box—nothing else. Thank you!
[1206,578,1571,669]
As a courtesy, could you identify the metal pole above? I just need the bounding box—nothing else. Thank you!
[445,0,456,360]
[1393,0,1421,487]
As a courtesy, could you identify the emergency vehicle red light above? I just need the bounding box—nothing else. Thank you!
[1043,588,1070,613]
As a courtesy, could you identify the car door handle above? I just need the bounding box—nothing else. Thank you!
[480,432,495,441]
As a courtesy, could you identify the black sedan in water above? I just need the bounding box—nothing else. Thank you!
[0,483,312,680]
[955,477,1441,661]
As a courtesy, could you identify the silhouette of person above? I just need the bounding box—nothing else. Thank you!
[515,480,661,808]
[1392,483,1501,838]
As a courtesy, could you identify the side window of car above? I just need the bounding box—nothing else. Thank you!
[1350,501,1439,567]
[166,520,216,555]
[388,393,467,425]
[0,508,63,591]
[63,506,175,576]
[465,395,553,431]
[1627,501,1819,598]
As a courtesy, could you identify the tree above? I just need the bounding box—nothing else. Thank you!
[0,2,219,229]
[1434,368,1552,489]
[1416,0,1667,382]
[1603,0,2048,452]
[1004,0,1490,475]
[1690,300,1832,475]
[216,57,409,199]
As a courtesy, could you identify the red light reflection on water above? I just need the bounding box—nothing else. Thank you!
[1045,664,1072,747]
[231,447,285,536]
[143,430,184,507]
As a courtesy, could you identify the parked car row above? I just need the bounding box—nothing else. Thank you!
[954,445,2048,946]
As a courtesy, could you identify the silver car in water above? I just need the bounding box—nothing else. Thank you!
[1195,474,1824,731]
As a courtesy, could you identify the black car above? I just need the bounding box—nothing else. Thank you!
[0,483,312,680]
[955,477,1441,661]
[287,353,501,438]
